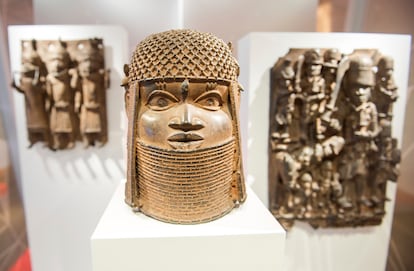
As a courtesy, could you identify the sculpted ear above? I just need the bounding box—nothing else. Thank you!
[122,64,130,117]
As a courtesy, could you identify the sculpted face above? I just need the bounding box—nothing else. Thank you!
[137,79,233,150]
[46,55,69,75]
[78,58,101,77]
[349,85,371,106]
[380,68,394,81]
[307,63,322,76]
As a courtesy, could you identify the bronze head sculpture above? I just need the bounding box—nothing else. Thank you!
[123,29,246,224]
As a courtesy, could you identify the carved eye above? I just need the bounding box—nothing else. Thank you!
[195,91,223,111]
[147,90,178,111]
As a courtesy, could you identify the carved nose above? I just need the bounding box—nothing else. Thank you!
[168,104,204,131]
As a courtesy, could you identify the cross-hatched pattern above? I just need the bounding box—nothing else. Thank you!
[129,29,239,82]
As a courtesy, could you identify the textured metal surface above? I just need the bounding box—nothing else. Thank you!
[124,29,246,224]
[269,48,401,229]
[129,29,239,82]
[136,139,235,224]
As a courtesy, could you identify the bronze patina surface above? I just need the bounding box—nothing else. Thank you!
[123,29,246,224]
[12,38,109,150]
[269,48,400,229]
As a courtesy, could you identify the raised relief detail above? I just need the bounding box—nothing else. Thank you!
[74,39,109,147]
[12,40,50,148]
[123,29,246,224]
[12,38,109,150]
[269,48,400,229]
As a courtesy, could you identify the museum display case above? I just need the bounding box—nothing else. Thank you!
[1,1,413,271]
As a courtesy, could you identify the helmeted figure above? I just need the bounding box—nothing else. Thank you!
[297,49,326,143]
[322,48,341,101]
[123,29,246,224]
[12,40,50,148]
[372,56,398,138]
[45,40,76,149]
[337,55,380,211]
[370,56,400,209]
[271,58,296,142]
[74,38,109,147]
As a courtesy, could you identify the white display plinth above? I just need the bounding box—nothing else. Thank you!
[91,183,286,271]
[8,25,128,271]
[238,32,411,271]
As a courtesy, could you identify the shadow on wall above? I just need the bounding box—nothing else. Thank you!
[13,47,126,183]
[399,84,414,195]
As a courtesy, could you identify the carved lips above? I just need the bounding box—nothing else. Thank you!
[168,133,204,149]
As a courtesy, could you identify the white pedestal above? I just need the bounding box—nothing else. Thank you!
[91,183,286,271]
[8,25,129,271]
[238,32,411,271]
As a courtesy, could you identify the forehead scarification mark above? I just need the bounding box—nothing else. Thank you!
[181,79,189,100]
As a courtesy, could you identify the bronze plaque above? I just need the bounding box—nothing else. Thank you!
[269,48,400,229]
[12,38,109,150]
